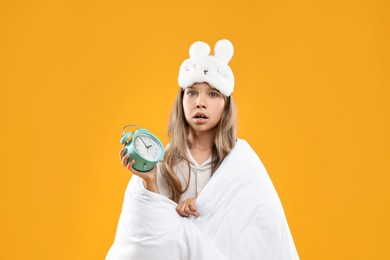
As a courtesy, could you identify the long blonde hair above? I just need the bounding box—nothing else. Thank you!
[160,88,237,203]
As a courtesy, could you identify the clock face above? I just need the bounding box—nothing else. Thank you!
[134,134,163,161]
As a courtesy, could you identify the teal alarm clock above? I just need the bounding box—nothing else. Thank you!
[120,125,165,172]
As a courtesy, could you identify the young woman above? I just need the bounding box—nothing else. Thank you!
[106,39,299,260]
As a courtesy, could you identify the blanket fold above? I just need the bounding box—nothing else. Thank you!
[107,139,299,260]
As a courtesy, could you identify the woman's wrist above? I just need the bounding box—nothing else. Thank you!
[143,179,159,193]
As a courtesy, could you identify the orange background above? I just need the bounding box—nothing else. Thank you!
[1,0,389,259]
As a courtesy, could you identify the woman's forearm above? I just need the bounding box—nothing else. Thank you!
[143,179,159,193]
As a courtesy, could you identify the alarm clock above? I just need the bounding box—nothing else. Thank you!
[120,125,165,172]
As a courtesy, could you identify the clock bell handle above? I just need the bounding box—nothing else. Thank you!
[120,124,139,145]
[121,124,139,135]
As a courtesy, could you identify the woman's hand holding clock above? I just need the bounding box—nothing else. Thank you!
[119,147,159,193]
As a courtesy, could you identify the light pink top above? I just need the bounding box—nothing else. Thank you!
[156,146,213,203]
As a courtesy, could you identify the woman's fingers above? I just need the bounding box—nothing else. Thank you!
[183,205,193,215]
[180,204,189,217]
[119,148,126,160]
[121,154,130,167]
[126,159,141,176]
[176,202,189,217]
[188,203,198,214]
[188,200,196,211]
[126,159,149,180]
[126,158,135,170]
[120,151,158,186]
[176,199,199,218]
[188,202,199,217]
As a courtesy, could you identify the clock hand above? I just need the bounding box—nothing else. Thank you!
[140,137,148,148]
[144,139,153,149]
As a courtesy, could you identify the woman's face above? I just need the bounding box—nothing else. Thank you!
[183,82,226,134]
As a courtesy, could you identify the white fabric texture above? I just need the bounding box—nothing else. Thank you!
[106,139,300,260]
[178,39,235,96]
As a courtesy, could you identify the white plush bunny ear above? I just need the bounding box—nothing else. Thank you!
[189,41,211,58]
[214,39,234,64]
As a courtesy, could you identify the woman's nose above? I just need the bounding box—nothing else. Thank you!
[195,95,206,109]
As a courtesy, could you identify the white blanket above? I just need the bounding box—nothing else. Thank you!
[106,139,299,260]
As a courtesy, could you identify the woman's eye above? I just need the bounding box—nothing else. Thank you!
[187,91,196,96]
[210,92,219,97]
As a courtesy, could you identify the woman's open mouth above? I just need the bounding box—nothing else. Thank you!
[193,112,208,123]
